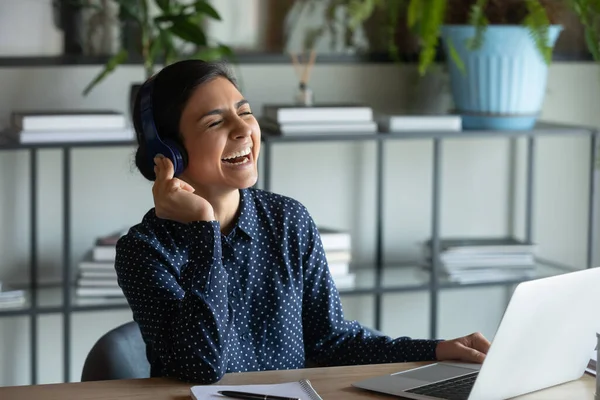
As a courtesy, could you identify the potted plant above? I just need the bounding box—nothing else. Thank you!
[309,0,600,130]
[79,0,233,112]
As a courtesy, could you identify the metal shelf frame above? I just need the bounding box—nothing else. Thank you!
[0,121,597,386]
[0,49,593,68]
[259,122,600,339]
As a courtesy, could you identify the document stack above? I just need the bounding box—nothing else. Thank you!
[422,237,537,284]
[3,110,133,143]
[260,104,378,135]
[319,227,355,290]
[0,281,26,308]
[75,230,126,299]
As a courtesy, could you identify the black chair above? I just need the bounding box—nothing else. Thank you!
[80,321,385,380]
[81,321,151,381]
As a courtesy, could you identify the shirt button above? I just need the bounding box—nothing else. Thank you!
[231,289,238,298]
[241,332,250,341]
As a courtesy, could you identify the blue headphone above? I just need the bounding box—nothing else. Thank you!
[139,77,188,177]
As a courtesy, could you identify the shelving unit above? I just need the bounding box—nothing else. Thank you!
[259,121,600,337]
[0,49,592,68]
[0,121,597,386]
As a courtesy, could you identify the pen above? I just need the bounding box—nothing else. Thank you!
[217,390,301,400]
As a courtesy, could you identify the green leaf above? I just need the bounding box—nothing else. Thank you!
[115,0,143,24]
[190,44,233,62]
[386,0,403,61]
[192,1,221,20]
[418,0,446,75]
[347,0,376,30]
[446,37,465,74]
[217,43,235,58]
[407,0,422,30]
[82,49,128,96]
[155,15,208,46]
[155,29,177,65]
[191,47,224,61]
[571,0,600,62]
[154,13,191,23]
[155,0,172,12]
[523,0,551,64]
[148,36,163,65]
[584,26,600,61]
[466,0,489,50]
[170,19,208,46]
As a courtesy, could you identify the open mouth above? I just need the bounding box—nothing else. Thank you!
[221,146,252,165]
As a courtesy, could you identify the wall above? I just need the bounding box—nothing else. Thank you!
[0,61,598,386]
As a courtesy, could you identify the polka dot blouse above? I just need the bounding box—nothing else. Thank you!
[115,188,440,384]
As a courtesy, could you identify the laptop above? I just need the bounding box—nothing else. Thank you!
[352,267,600,400]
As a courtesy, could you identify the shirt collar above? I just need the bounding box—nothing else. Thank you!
[236,188,257,239]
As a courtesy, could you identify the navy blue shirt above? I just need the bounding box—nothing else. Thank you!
[115,188,439,384]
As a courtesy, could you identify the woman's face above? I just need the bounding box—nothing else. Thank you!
[178,76,261,193]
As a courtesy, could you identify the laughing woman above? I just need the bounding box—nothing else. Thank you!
[115,59,491,384]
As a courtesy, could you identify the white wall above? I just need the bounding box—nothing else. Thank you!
[0,61,598,386]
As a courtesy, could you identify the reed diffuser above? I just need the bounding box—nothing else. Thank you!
[289,49,317,106]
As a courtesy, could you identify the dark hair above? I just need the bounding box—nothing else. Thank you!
[132,59,238,181]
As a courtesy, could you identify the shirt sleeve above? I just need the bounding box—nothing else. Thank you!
[300,212,441,366]
[115,219,232,384]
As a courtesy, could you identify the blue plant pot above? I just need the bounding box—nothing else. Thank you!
[440,25,562,130]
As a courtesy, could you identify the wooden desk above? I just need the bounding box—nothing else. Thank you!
[0,362,595,400]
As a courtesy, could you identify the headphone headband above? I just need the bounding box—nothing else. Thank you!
[139,77,186,177]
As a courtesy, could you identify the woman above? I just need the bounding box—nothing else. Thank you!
[115,59,490,384]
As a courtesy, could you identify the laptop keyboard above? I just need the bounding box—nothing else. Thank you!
[404,371,479,400]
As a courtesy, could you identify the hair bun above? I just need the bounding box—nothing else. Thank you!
[135,144,156,181]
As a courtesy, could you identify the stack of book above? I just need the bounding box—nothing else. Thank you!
[75,230,126,299]
[4,110,133,143]
[0,281,26,308]
[423,237,537,284]
[376,112,462,132]
[587,349,596,376]
[260,104,378,135]
[319,227,355,290]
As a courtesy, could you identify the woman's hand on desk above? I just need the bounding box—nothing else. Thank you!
[435,332,491,363]
[153,155,215,224]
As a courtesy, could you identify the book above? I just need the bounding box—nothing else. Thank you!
[260,119,378,135]
[79,270,117,279]
[586,345,597,376]
[190,379,323,400]
[76,286,124,297]
[11,110,127,131]
[0,286,26,308]
[78,278,119,288]
[91,229,128,261]
[263,103,373,124]
[318,227,351,251]
[423,237,536,255]
[377,113,462,132]
[5,127,134,144]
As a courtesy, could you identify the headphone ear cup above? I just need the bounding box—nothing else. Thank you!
[164,139,188,176]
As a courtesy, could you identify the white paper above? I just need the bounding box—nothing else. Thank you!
[191,380,322,400]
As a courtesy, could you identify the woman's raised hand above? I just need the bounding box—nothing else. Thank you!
[152,155,215,224]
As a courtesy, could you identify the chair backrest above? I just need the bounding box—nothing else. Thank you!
[81,321,150,381]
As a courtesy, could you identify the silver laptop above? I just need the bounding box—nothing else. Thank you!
[353,267,600,400]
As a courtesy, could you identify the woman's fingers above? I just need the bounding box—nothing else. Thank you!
[179,181,195,193]
[154,156,194,195]
[154,155,175,181]
[161,156,175,180]
[470,332,491,354]
[460,345,486,363]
